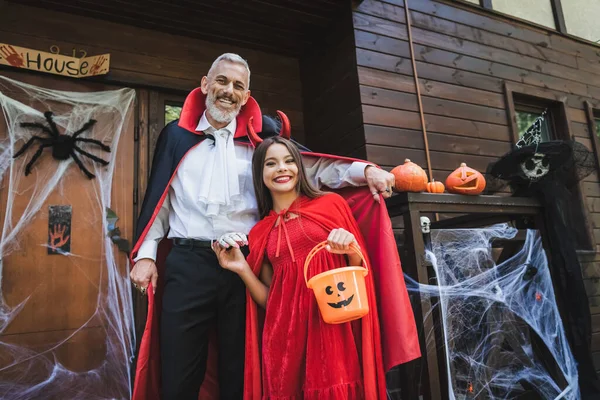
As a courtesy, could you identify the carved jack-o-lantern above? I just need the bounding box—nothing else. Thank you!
[325,281,355,308]
[445,163,486,195]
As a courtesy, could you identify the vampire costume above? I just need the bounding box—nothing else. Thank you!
[131,88,420,399]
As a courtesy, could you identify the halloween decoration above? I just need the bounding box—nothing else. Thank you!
[48,205,72,254]
[0,75,135,399]
[106,207,130,255]
[488,128,600,395]
[304,241,369,324]
[420,216,431,234]
[391,159,428,192]
[14,111,111,179]
[246,110,291,147]
[445,163,486,195]
[426,179,445,193]
[406,224,579,399]
[520,153,550,181]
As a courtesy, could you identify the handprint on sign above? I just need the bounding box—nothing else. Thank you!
[49,224,70,253]
[0,45,25,68]
[89,56,107,75]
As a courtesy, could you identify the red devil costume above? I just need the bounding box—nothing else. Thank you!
[131,88,420,399]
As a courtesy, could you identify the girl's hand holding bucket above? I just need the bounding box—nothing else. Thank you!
[326,228,362,266]
[304,236,370,324]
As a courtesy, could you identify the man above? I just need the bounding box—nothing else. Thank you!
[130,53,394,400]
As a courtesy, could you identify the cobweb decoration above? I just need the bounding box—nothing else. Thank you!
[407,224,579,399]
[0,75,135,399]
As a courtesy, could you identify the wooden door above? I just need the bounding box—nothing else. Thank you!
[133,90,185,345]
[0,70,135,399]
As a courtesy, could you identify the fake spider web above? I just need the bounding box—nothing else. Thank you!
[408,224,579,399]
[0,75,135,399]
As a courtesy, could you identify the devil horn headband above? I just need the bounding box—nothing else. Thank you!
[247,110,291,148]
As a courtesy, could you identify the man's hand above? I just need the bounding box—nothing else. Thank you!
[217,232,248,249]
[212,242,250,275]
[365,165,395,203]
[130,258,158,295]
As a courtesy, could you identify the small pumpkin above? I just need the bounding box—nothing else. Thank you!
[445,163,486,195]
[426,180,445,193]
[391,159,428,192]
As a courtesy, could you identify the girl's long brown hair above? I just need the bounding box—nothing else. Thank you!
[252,136,323,219]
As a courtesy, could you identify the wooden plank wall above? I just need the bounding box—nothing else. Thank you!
[0,0,305,142]
[300,6,364,157]
[351,0,600,373]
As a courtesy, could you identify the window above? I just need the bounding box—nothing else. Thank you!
[515,106,552,143]
[165,103,183,127]
[506,84,595,250]
[562,0,600,43]
[491,0,556,29]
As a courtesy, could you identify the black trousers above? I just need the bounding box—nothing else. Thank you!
[160,244,246,400]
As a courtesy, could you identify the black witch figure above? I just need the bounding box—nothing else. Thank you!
[487,114,600,399]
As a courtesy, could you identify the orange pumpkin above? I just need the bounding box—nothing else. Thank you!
[445,163,486,195]
[391,159,428,192]
[426,180,445,193]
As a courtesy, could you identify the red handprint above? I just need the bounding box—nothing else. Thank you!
[0,45,25,68]
[89,56,107,75]
[49,224,70,251]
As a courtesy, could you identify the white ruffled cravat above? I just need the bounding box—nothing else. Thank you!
[196,126,243,217]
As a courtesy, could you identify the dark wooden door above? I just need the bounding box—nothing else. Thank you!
[0,70,135,398]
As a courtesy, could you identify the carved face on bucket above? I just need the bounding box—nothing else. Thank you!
[325,281,354,308]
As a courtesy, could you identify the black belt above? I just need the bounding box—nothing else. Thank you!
[172,238,213,249]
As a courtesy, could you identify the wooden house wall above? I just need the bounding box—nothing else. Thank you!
[0,1,305,142]
[351,0,600,372]
[300,6,365,158]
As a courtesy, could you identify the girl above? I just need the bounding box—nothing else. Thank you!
[212,136,388,399]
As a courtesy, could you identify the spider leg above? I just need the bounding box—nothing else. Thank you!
[13,136,48,158]
[73,145,108,165]
[70,150,95,179]
[74,145,109,166]
[72,119,97,139]
[73,137,110,152]
[24,143,52,176]
[20,122,55,138]
[44,111,61,138]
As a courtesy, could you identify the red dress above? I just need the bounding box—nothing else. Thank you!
[262,215,363,399]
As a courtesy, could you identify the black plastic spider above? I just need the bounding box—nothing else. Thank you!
[14,111,111,179]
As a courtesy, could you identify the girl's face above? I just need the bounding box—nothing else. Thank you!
[262,143,299,196]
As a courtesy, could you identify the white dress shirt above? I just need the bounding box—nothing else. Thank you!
[135,112,370,261]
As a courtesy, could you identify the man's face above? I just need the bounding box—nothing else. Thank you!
[201,60,250,124]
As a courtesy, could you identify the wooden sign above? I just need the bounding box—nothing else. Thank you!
[0,43,110,78]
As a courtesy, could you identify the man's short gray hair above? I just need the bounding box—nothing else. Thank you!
[207,53,251,89]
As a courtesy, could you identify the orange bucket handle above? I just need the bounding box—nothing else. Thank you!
[303,241,369,286]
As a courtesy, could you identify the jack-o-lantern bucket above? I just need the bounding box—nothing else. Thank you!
[304,241,369,324]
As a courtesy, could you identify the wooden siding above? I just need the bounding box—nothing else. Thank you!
[300,5,365,158]
[352,0,600,372]
[0,1,306,142]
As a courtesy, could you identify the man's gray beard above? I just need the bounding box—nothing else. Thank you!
[206,93,241,124]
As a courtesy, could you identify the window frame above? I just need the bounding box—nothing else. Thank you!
[450,0,597,47]
[584,101,600,176]
[505,82,595,251]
